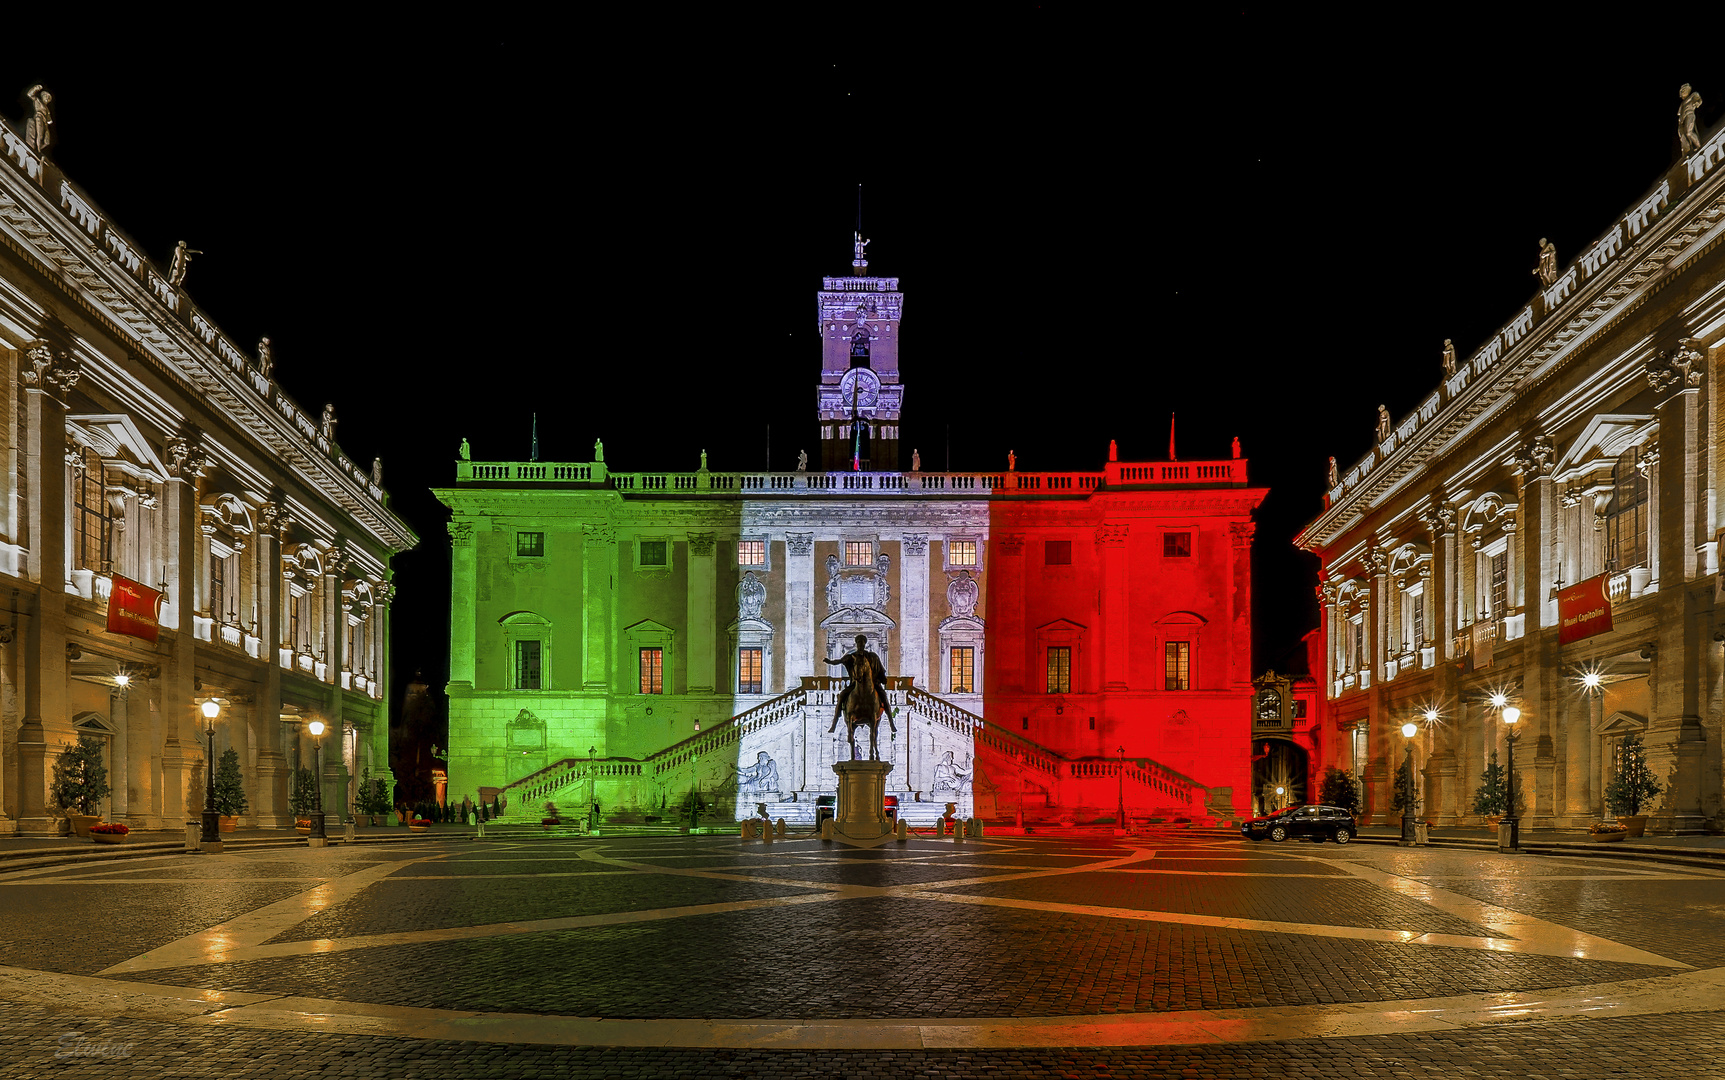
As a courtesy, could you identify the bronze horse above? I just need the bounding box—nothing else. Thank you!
[831,660,894,761]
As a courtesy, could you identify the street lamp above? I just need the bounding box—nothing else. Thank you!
[307,719,327,842]
[199,699,222,850]
[1116,745,1126,831]
[1400,721,1418,843]
[1499,705,1521,852]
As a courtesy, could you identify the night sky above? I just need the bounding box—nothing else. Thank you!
[9,13,1720,724]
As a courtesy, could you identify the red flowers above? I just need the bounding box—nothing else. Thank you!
[90,823,129,835]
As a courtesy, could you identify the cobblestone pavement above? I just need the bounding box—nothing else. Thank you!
[2,827,1724,1077]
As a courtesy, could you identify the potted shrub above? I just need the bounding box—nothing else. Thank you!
[356,769,391,826]
[212,748,248,832]
[51,734,111,839]
[1391,754,1420,833]
[1604,734,1663,837]
[289,766,319,834]
[90,822,130,845]
[1589,821,1630,843]
[1472,750,1510,827]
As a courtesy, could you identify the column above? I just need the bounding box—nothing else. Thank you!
[784,533,814,685]
[159,444,203,826]
[324,549,348,819]
[1648,378,1705,832]
[992,534,1025,692]
[582,524,613,689]
[125,675,154,828]
[1229,522,1255,686]
[110,686,129,818]
[1098,525,1129,690]
[686,532,715,693]
[254,504,287,824]
[227,693,252,825]
[1563,688,1598,822]
[900,535,928,691]
[16,345,72,834]
[447,520,476,686]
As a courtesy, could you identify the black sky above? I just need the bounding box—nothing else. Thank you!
[9,12,1720,717]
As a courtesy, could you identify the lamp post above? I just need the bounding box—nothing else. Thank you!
[307,719,327,842]
[200,699,222,851]
[1116,745,1126,830]
[1499,706,1521,852]
[1399,721,1418,843]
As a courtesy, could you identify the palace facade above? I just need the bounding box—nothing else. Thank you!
[1298,99,1725,832]
[0,104,417,833]
[438,264,1265,824]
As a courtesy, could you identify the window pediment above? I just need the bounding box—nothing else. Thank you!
[1556,414,1656,477]
[65,414,169,483]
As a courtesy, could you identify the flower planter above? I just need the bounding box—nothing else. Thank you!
[408,821,431,833]
[1617,815,1648,837]
[66,812,102,839]
[91,831,127,845]
[1591,830,1628,843]
[294,817,312,835]
[219,816,238,834]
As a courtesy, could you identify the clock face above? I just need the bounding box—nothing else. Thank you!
[840,368,880,410]
[1256,690,1282,720]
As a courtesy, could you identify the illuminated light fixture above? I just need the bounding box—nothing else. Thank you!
[1401,722,1418,738]
[1581,669,1603,691]
[1501,706,1520,725]
[1423,708,1438,723]
[1489,692,1508,708]
[114,673,130,687]
[308,719,326,737]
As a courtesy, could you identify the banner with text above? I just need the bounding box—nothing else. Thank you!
[1557,574,1613,645]
[106,574,163,643]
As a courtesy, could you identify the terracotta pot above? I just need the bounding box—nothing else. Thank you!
[1617,815,1648,837]
[1591,830,1628,843]
[91,831,127,845]
[66,812,102,839]
[219,816,237,834]
[294,817,312,835]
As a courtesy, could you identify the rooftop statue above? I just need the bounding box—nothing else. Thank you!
[700,448,708,471]
[1109,439,1118,462]
[852,231,870,267]
[1008,449,1016,472]
[371,457,383,485]
[1441,339,1456,376]
[1327,456,1339,488]
[168,241,203,287]
[23,85,53,155]
[796,449,808,472]
[911,448,920,472]
[257,337,273,378]
[459,438,471,461]
[320,403,337,441]
[1375,405,1391,442]
[1533,238,1558,287]
[1679,84,1705,156]
[593,438,604,463]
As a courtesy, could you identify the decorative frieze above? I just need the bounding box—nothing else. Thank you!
[902,533,928,556]
[23,340,79,395]
[1094,525,1129,546]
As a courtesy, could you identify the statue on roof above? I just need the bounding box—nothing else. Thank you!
[911,448,920,472]
[852,231,870,272]
[168,241,203,287]
[320,403,337,441]
[1327,456,1339,488]
[371,457,383,485]
[593,438,604,463]
[1533,238,1558,287]
[23,85,53,155]
[1109,439,1118,462]
[1441,339,1456,377]
[459,438,471,461]
[257,337,274,378]
[796,449,808,472]
[1375,405,1391,442]
[1008,449,1016,472]
[1679,84,1705,156]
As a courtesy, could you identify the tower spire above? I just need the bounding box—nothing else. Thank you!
[851,184,869,276]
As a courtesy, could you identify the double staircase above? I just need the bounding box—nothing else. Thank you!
[490,684,1217,828]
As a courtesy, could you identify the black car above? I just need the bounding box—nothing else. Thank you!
[1240,804,1356,844]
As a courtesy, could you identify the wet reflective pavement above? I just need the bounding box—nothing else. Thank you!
[4,827,1725,1077]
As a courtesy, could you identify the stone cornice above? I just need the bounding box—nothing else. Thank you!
[0,118,416,555]
[1301,137,1725,552]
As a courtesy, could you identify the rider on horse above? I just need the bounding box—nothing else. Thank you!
[826,635,887,728]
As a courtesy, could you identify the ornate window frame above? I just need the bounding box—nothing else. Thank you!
[625,619,675,695]
[500,611,553,691]
[634,535,673,573]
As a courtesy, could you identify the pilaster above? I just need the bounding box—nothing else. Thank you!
[582,523,613,689]
[686,532,715,693]
[1649,380,1706,832]
[900,534,928,691]
[447,520,476,685]
[1099,525,1129,689]
[784,533,814,684]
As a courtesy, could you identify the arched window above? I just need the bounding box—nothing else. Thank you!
[849,330,870,368]
[1607,447,1649,571]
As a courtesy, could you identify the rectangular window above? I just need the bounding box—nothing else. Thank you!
[950,646,974,693]
[1165,641,1190,690]
[1044,540,1072,565]
[210,553,226,623]
[1411,593,1424,648]
[1046,646,1071,694]
[74,454,110,572]
[640,540,667,567]
[738,540,766,567]
[1292,699,1308,719]
[738,647,763,694]
[1489,551,1508,619]
[515,532,544,557]
[949,539,978,566]
[639,647,663,694]
[515,640,542,689]
[845,540,873,566]
[1164,531,1192,558]
[1351,621,1364,671]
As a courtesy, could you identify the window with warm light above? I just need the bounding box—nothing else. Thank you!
[1046,647,1071,694]
[639,647,663,694]
[950,646,974,693]
[72,447,113,573]
[738,647,762,694]
[1165,641,1191,690]
[949,539,977,566]
[845,541,873,566]
[738,540,765,567]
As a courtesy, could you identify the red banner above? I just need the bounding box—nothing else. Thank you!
[106,574,163,643]
[1557,574,1613,645]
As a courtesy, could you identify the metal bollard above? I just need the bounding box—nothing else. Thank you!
[953,818,965,843]
[776,818,787,838]
[740,820,756,839]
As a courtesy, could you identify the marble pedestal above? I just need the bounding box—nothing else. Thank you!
[829,759,900,848]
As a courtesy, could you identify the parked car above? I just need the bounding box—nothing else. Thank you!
[1240,804,1356,844]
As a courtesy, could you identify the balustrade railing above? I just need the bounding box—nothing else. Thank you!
[459,461,1248,494]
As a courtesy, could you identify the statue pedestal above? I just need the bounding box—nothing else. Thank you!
[830,760,900,848]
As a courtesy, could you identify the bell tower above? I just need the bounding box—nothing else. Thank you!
[817,233,904,471]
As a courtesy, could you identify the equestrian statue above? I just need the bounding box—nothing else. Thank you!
[826,634,895,761]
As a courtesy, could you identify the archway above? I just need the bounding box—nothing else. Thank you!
[1250,737,1309,816]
